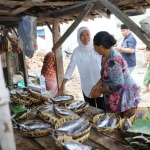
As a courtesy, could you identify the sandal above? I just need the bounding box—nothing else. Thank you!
[142,89,150,94]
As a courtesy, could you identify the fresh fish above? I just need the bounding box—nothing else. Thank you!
[67,120,89,136]
[130,141,150,150]
[107,115,118,128]
[50,95,73,102]
[97,113,110,128]
[68,100,86,110]
[62,142,92,150]
[17,121,51,131]
[132,135,150,143]
[124,118,132,130]
[37,105,53,114]
[53,106,78,117]
[57,117,85,132]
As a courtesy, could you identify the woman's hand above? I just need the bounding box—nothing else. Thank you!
[57,87,64,95]
[89,85,102,98]
[143,61,148,67]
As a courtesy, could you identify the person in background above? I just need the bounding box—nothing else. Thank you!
[89,31,141,118]
[114,24,137,74]
[58,27,104,110]
[138,46,150,93]
[41,51,58,93]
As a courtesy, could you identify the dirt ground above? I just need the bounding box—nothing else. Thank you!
[27,59,149,107]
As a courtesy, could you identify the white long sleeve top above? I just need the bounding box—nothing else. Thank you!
[64,47,102,97]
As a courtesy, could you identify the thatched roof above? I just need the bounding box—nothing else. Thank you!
[0,0,150,26]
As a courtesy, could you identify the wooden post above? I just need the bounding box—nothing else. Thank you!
[52,2,94,51]
[6,52,12,87]
[0,56,16,150]
[98,0,150,49]
[52,19,63,89]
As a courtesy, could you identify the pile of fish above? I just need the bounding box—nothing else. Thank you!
[130,135,150,150]
[56,117,90,137]
[16,120,52,131]
[50,95,74,103]
[123,118,132,131]
[67,100,87,111]
[96,113,118,128]
[53,105,79,117]
[61,141,92,150]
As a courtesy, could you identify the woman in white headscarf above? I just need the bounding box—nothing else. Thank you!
[58,27,104,110]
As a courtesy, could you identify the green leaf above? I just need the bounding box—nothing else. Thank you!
[10,105,26,114]
[125,137,132,143]
[127,119,150,136]
[146,108,150,120]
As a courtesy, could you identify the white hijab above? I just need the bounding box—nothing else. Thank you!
[77,27,93,52]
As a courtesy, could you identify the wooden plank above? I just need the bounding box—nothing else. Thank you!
[6,52,12,86]
[98,0,150,49]
[52,19,63,89]
[45,21,53,34]
[0,16,21,22]
[0,1,82,6]
[89,128,131,150]
[14,129,44,150]
[52,2,94,51]
[10,5,32,15]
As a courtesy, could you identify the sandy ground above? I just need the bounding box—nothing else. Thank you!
[27,59,150,107]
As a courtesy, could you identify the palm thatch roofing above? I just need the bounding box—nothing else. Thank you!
[0,0,150,27]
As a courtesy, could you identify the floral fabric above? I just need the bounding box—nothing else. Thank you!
[102,49,141,113]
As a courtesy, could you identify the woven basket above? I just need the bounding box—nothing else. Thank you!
[15,109,31,121]
[19,120,51,137]
[119,114,136,137]
[50,94,74,105]
[56,135,80,150]
[38,111,59,126]
[10,96,32,106]
[74,131,90,143]
[93,113,120,133]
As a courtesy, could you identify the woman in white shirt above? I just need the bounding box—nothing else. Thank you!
[58,27,104,110]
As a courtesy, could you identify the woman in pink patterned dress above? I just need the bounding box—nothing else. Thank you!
[89,31,141,117]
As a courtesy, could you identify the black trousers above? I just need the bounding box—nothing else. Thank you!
[83,92,105,111]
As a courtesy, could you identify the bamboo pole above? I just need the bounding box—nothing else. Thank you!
[0,55,16,150]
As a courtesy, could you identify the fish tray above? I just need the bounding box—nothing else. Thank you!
[93,113,120,133]
[19,120,52,137]
[50,94,74,105]
[38,111,59,126]
[56,135,80,150]
[74,131,90,144]
[73,102,89,114]
[27,89,48,102]
[119,114,136,137]
[15,109,31,121]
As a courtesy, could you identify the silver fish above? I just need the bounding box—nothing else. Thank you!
[68,100,86,110]
[47,113,59,119]
[124,118,132,130]
[17,121,51,131]
[97,113,110,128]
[67,120,89,136]
[132,135,150,143]
[51,95,73,102]
[62,142,92,150]
[53,106,78,117]
[11,110,27,120]
[57,117,85,132]
[37,105,53,114]
[107,116,118,128]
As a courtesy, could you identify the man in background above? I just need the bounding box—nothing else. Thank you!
[114,24,137,74]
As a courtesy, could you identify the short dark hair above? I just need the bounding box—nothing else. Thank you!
[120,24,128,30]
[93,31,116,49]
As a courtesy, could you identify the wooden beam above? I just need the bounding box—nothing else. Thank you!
[6,52,12,86]
[45,21,53,34]
[98,0,150,49]
[52,19,63,89]
[10,5,32,15]
[0,1,82,7]
[52,2,94,51]
[0,16,21,22]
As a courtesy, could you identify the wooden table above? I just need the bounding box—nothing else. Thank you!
[14,106,132,150]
